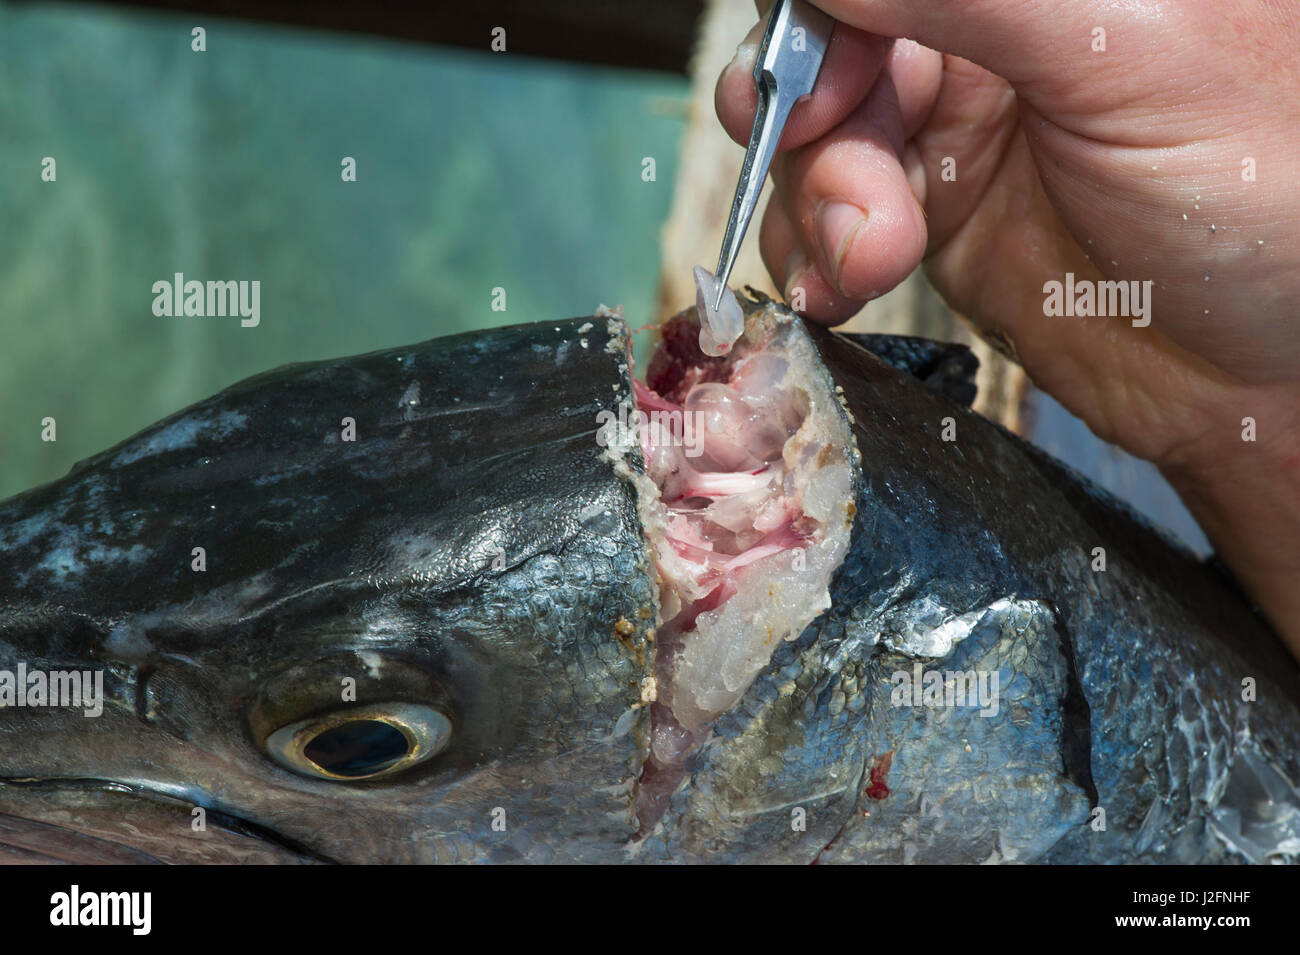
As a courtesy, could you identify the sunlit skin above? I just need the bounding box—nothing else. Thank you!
[716,0,1300,659]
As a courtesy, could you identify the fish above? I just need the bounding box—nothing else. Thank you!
[0,293,1297,864]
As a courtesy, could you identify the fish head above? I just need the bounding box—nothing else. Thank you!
[0,317,657,863]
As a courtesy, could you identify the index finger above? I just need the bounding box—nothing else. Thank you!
[715,19,891,152]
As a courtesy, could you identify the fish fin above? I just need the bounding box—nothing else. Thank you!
[834,333,979,407]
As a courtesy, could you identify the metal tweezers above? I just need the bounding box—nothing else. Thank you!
[712,0,833,311]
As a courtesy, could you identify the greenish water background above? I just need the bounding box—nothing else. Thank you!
[0,2,688,498]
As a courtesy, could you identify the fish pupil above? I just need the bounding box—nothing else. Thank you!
[304,719,410,777]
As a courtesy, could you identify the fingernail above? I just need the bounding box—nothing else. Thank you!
[724,39,758,80]
[816,200,867,295]
[783,249,812,310]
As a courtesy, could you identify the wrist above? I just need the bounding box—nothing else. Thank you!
[1156,381,1300,659]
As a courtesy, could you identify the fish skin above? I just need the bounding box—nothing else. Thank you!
[832,332,979,408]
[1,299,1298,864]
[805,322,1300,864]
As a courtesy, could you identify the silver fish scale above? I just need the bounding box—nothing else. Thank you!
[805,321,1300,864]
[815,599,1093,864]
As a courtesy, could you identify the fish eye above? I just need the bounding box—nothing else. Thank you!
[264,703,452,782]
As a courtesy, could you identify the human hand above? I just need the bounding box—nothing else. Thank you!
[716,0,1300,655]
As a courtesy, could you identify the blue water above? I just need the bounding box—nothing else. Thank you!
[0,2,689,497]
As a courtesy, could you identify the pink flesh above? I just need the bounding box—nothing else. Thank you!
[633,318,818,830]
